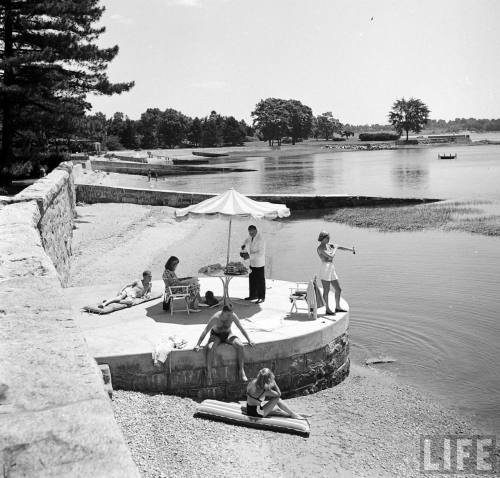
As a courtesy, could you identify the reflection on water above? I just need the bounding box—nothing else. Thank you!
[391,166,429,191]
[106,144,500,200]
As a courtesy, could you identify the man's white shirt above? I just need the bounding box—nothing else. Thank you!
[243,233,266,268]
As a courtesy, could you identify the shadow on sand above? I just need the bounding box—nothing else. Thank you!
[145,297,264,325]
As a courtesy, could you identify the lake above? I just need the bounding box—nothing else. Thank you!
[94,142,500,433]
[105,143,500,201]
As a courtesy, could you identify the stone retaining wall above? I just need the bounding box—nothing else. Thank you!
[6,163,76,285]
[76,183,440,210]
[100,332,349,400]
[0,170,139,477]
[95,309,350,401]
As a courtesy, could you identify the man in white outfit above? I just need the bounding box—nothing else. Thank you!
[241,225,266,303]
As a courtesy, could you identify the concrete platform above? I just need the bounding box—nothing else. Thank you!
[69,278,350,399]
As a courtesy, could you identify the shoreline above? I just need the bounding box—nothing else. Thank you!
[70,202,494,476]
[74,172,500,237]
[104,137,500,162]
[111,363,486,478]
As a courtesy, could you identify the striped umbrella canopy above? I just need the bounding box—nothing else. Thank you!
[175,188,290,265]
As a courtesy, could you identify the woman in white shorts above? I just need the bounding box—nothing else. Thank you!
[317,231,355,315]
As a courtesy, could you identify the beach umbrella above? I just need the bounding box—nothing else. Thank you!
[175,188,290,266]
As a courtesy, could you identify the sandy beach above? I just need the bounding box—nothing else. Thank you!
[70,203,492,477]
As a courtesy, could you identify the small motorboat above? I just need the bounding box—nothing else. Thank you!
[438,153,457,160]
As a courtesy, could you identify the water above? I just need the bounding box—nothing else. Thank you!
[96,141,500,432]
[263,217,500,432]
[104,144,500,201]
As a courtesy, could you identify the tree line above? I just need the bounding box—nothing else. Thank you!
[86,109,253,150]
[2,1,499,183]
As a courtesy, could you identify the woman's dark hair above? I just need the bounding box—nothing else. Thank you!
[165,256,179,271]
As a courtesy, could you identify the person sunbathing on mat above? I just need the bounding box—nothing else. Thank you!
[246,368,304,419]
[99,270,152,308]
[193,304,254,384]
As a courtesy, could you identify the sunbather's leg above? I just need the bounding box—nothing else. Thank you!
[260,396,280,417]
[275,398,304,419]
[332,279,345,311]
[321,280,335,315]
[228,336,247,382]
[206,335,221,385]
[100,292,127,308]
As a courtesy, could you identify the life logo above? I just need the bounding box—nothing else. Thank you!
[420,435,497,474]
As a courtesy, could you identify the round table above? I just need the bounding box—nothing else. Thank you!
[201,270,248,305]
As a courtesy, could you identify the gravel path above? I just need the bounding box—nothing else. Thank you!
[112,365,483,478]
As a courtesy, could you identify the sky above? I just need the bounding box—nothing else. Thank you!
[88,0,500,125]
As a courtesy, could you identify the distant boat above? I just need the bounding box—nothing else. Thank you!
[438,153,457,160]
[192,151,229,158]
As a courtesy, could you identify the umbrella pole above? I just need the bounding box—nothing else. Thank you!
[226,218,232,267]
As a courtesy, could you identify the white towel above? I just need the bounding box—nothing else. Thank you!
[152,340,173,367]
[152,336,188,367]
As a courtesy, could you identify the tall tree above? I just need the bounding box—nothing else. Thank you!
[83,112,108,145]
[285,100,313,145]
[188,117,202,147]
[157,108,189,148]
[222,116,246,146]
[251,98,290,146]
[119,118,138,149]
[388,97,430,141]
[316,112,342,141]
[0,0,134,164]
[201,111,224,147]
[138,108,162,149]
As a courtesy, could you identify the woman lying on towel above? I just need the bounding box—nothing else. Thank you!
[246,368,304,419]
[99,270,152,308]
[163,256,201,312]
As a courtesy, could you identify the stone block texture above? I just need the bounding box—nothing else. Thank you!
[100,332,350,401]
[0,166,139,477]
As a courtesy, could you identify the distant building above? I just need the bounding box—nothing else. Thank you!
[426,134,471,144]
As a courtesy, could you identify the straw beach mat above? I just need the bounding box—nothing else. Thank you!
[83,292,162,315]
[195,399,310,437]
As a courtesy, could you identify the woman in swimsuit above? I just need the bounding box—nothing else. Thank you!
[246,368,303,419]
[317,231,355,315]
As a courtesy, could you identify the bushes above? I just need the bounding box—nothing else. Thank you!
[396,139,419,145]
[104,135,125,151]
[1,153,68,180]
[359,132,400,141]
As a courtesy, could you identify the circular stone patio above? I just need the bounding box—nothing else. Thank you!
[69,278,350,400]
